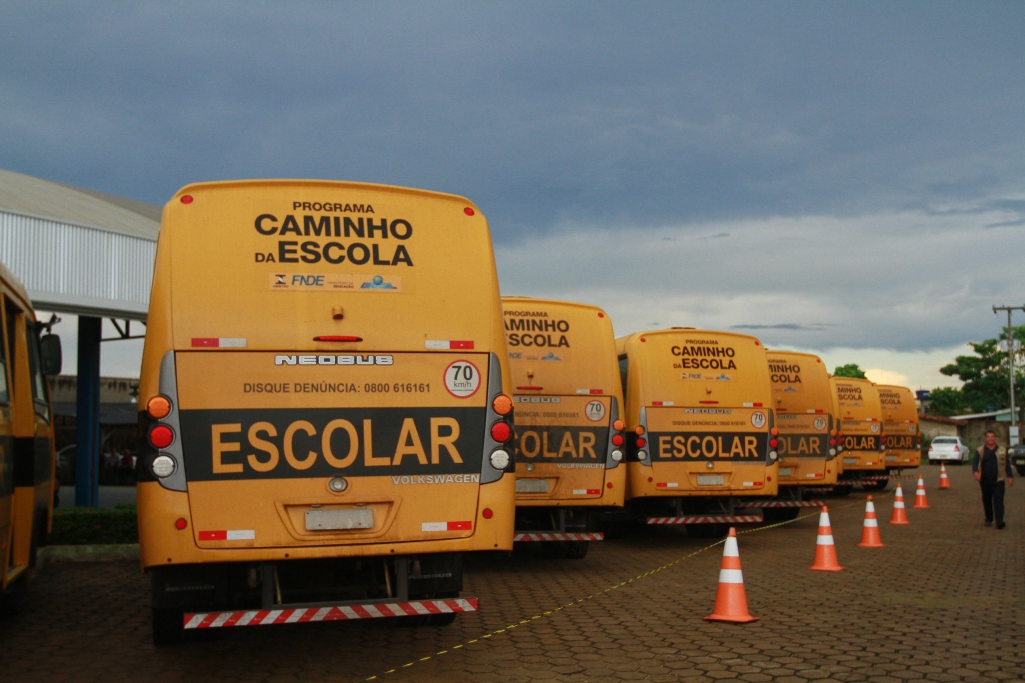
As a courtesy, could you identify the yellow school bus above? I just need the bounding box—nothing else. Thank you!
[137,180,515,643]
[502,297,625,558]
[760,351,839,519]
[830,376,887,492]
[617,329,778,533]
[0,261,61,611]
[878,384,921,470]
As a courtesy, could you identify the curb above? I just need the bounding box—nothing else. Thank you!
[38,544,140,565]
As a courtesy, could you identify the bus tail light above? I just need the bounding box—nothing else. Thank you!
[769,439,778,449]
[151,455,176,479]
[770,427,779,436]
[149,425,174,449]
[611,434,624,447]
[492,394,513,415]
[634,426,645,436]
[613,420,624,431]
[636,438,646,448]
[490,422,511,443]
[174,518,188,530]
[482,507,493,519]
[147,395,172,419]
[489,449,510,470]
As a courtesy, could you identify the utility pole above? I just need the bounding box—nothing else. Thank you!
[993,305,1025,445]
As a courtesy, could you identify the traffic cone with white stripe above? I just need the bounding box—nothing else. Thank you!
[890,484,910,524]
[809,506,843,571]
[913,476,929,508]
[939,464,951,489]
[857,495,884,548]
[704,527,758,623]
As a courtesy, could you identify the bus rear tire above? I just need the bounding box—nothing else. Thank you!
[832,485,854,496]
[152,607,184,646]
[862,478,888,492]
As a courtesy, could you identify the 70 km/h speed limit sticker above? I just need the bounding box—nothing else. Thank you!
[444,360,481,398]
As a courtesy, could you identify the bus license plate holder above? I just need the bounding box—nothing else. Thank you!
[516,479,549,494]
[843,457,857,465]
[305,508,374,531]
[777,468,792,477]
[696,474,725,486]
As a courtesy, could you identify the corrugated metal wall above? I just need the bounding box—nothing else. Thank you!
[0,209,156,317]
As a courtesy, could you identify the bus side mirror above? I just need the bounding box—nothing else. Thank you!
[40,334,63,376]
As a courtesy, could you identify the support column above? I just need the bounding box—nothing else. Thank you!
[75,316,102,508]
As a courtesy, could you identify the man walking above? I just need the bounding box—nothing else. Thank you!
[972,430,1014,529]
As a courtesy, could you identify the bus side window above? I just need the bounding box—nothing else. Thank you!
[618,354,628,394]
[25,321,50,422]
[0,301,8,405]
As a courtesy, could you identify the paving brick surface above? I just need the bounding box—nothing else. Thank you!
[2,466,1022,682]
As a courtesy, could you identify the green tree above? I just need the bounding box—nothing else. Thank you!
[926,387,970,417]
[833,363,866,379]
[938,325,1025,413]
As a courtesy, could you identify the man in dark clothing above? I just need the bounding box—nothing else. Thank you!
[972,430,1014,528]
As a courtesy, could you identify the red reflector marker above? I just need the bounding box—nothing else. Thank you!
[149,425,174,449]
[482,508,493,519]
[199,530,227,541]
[313,336,363,342]
[180,195,193,204]
[586,489,601,495]
[490,422,512,442]
[517,385,543,391]
[448,521,472,530]
[174,518,188,530]
[463,207,475,216]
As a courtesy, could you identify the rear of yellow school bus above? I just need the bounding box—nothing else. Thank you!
[617,330,778,534]
[0,261,61,611]
[879,385,921,470]
[136,180,515,644]
[831,377,887,492]
[502,298,625,559]
[764,351,839,515]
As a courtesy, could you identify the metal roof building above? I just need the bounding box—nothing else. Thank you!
[0,168,163,507]
[0,168,160,320]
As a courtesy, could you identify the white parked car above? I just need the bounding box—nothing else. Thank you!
[928,436,971,464]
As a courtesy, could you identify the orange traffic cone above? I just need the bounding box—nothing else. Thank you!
[913,476,929,509]
[704,527,758,623]
[890,484,910,524]
[858,495,884,548]
[809,506,844,571]
[938,465,950,489]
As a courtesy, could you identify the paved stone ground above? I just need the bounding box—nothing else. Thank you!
[3,465,1022,682]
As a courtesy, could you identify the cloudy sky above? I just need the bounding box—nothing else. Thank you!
[3,2,1024,387]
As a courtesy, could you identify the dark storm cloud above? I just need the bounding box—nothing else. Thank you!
[1,1,1023,243]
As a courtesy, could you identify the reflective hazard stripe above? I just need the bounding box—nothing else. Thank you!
[425,340,474,350]
[184,598,478,629]
[422,521,472,531]
[718,569,744,584]
[191,338,246,348]
[513,532,604,542]
[646,514,764,525]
